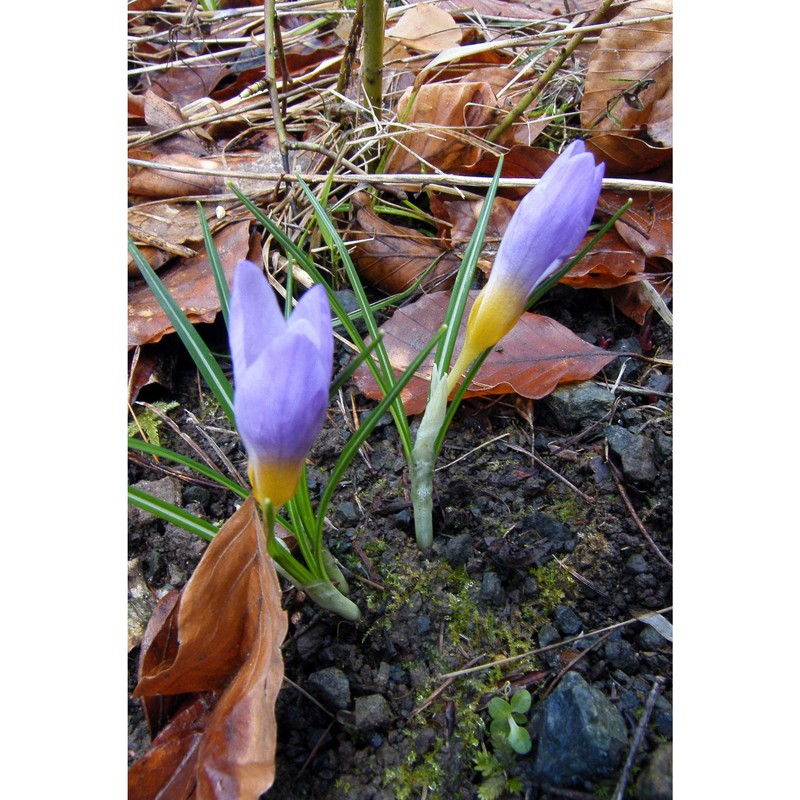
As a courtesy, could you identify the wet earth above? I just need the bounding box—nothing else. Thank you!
[128,284,672,799]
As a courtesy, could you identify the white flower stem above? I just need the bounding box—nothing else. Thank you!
[411,366,449,550]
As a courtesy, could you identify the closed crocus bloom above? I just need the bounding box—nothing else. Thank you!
[448,140,604,392]
[229,260,333,508]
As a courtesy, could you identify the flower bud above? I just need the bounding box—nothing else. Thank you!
[449,140,604,391]
[229,260,333,507]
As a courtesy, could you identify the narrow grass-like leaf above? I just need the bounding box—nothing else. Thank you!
[128,239,235,424]
[128,437,249,498]
[196,201,230,328]
[128,486,218,541]
[315,324,448,540]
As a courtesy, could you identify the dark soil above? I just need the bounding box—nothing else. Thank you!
[128,284,672,799]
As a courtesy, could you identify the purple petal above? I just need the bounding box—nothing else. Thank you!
[234,331,330,465]
[229,260,286,376]
[287,284,334,386]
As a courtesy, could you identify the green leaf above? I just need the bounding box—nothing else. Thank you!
[477,773,506,800]
[128,486,218,541]
[488,696,512,721]
[473,750,500,778]
[196,201,230,328]
[506,717,532,755]
[128,437,249,498]
[509,689,532,715]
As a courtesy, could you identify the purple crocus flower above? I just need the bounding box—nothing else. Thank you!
[229,260,333,507]
[448,140,604,391]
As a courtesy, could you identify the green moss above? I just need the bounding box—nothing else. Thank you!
[529,562,574,613]
[543,493,584,524]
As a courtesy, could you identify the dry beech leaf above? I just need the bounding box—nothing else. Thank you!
[606,260,672,325]
[352,291,616,415]
[560,229,646,289]
[581,0,673,146]
[130,497,288,800]
[347,192,461,294]
[384,81,500,174]
[409,0,584,20]
[585,134,671,177]
[600,192,673,261]
[128,220,252,348]
[385,3,461,53]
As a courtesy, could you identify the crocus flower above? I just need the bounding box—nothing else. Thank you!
[448,140,604,392]
[229,260,333,508]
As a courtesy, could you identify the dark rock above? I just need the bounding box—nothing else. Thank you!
[627,553,649,574]
[333,289,368,334]
[182,485,210,505]
[605,425,658,482]
[444,533,473,567]
[645,373,672,394]
[354,694,393,731]
[604,636,638,673]
[528,672,627,788]
[414,727,437,756]
[538,624,561,648]
[416,615,431,635]
[637,626,668,651]
[295,625,328,661]
[307,667,351,710]
[480,572,504,605]
[336,501,361,526]
[635,743,672,800]
[654,431,673,460]
[553,604,583,636]
[609,337,643,380]
[541,382,615,431]
[488,512,574,568]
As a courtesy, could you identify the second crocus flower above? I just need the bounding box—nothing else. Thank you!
[229,260,333,508]
[448,140,605,392]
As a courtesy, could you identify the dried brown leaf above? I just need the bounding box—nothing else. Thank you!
[585,134,671,177]
[581,0,673,146]
[128,220,253,348]
[347,192,461,294]
[131,498,288,800]
[386,4,461,53]
[600,191,673,261]
[352,291,616,414]
[384,81,499,174]
[560,230,646,289]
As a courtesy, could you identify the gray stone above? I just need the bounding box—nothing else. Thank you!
[604,637,638,673]
[307,667,351,710]
[635,743,672,800]
[627,553,649,574]
[480,572,504,605]
[538,624,561,648]
[529,672,627,788]
[553,604,583,636]
[605,425,658,482]
[637,626,668,651]
[542,382,615,431]
[129,477,181,525]
[336,501,361,526]
[354,694,393,730]
[444,533,473,567]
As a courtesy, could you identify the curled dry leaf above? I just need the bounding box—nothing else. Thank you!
[585,134,671,177]
[130,497,288,800]
[385,3,461,53]
[352,291,617,415]
[384,81,501,174]
[600,191,673,261]
[560,229,646,290]
[581,0,673,146]
[347,192,461,294]
[408,0,584,20]
[128,220,253,348]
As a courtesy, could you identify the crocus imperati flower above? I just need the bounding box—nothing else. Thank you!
[448,140,604,392]
[229,260,333,507]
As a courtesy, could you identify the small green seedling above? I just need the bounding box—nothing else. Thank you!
[488,689,532,755]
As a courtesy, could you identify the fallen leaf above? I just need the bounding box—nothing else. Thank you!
[600,191,673,261]
[560,229,646,289]
[581,0,673,146]
[585,134,671,177]
[352,291,617,414]
[406,0,586,20]
[347,192,461,294]
[605,260,672,325]
[128,220,253,347]
[130,497,288,800]
[386,3,462,53]
[384,81,500,174]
